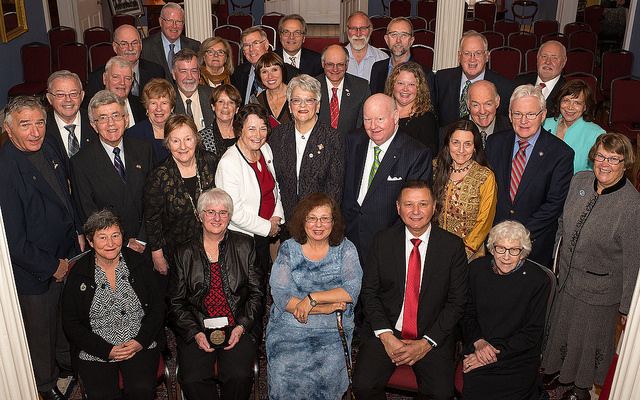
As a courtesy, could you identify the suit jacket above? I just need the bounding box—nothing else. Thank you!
[369,58,436,96]
[276,47,323,77]
[70,137,153,242]
[342,131,433,260]
[174,85,215,129]
[485,128,574,267]
[515,72,566,117]
[85,58,166,101]
[44,109,98,174]
[127,94,147,125]
[434,66,515,127]
[269,120,345,220]
[141,33,201,78]
[231,60,301,104]
[317,73,370,136]
[0,141,80,294]
[361,223,468,349]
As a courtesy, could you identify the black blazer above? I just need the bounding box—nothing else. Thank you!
[85,59,167,101]
[269,120,345,220]
[515,72,566,118]
[317,72,370,136]
[369,58,436,96]
[231,60,301,104]
[70,137,154,242]
[141,33,201,78]
[62,247,164,361]
[342,131,433,260]
[275,47,323,77]
[485,128,574,267]
[127,94,147,125]
[361,223,468,348]
[44,109,98,174]
[434,66,515,127]
[173,85,215,129]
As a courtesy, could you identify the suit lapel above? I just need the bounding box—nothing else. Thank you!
[393,226,408,305]
[298,123,322,186]
[501,133,516,203]
[339,76,353,128]
[418,226,438,307]
[363,135,401,203]
[514,131,548,201]
[351,135,369,199]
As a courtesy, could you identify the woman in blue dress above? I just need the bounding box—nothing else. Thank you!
[266,192,362,400]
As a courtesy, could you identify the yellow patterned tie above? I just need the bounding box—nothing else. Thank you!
[368,146,381,188]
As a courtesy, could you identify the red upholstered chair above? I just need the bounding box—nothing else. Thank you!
[409,16,428,30]
[89,42,116,72]
[525,47,538,73]
[494,19,520,38]
[609,76,640,145]
[257,25,277,50]
[410,45,434,70]
[83,27,111,49]
[428,17,437,31]
[227,40,242,66]
[584,5,604,34]
[148,26,161,36]
[387,365,419,393]
[540,32,568,49]
[211,14,219,31]
[569,30,597,52]
[112,14,136,30]
[48,26,77,70]
[8,42,51,97]
[533,19,559,41]
[413,29,435,47]
[489,46,522,80]
[370,27,387,50]
[565,72,598,103]
[390,0,412,18]
[565,48,595,75]
[227,14,254,31]
[370,15,392,29]
[482,30,505,50]
[463,18,486,33]
[600,50,633,99]
[508,31,536,70]
[417,1,437,22]
[214,25,243,45]
[474,1,496,29]
[261,12,283,48]
[57,42,88,83]
[563,21,591,36]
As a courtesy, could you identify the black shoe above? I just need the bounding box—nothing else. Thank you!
[39,386,67,400]
[560,386,590,400]
[542,372,561,391]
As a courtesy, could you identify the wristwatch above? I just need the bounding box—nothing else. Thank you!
[307,293,318,307]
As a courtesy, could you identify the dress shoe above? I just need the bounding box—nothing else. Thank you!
[39,386,67,400]
[542,372,561,391]
[560,386,590,400]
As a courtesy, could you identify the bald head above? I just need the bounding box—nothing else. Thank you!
[113,24,142,65]
[467,80,500,129]
[322,44,349,86]
[363,94,399,145]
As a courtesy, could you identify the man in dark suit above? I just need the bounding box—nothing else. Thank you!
[0,96,81,400]
[100,56,146,127]
[232,26,300,104]
[485,84,574,267]
[317,44,370,136]
[171,49,214,131]
[353,180,468,399]
[86,24,165,100]
[45,70,97,173]
[71,90,153,253]
[515,40,567,117]
[141,2,201,78]
[275,14,323,77]
[434,30,515,127]
[342,93,432,261]
[466,80,511,148]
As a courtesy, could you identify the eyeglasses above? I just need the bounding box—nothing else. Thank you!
[594,153,624,165]
[511,109,544,121]
[49,91,81,99]
[347,25,371,33]
[201,209,229,218]
[94,112,125,125]
[280,30,304,37]
[461,50,486,59]
[160,16,184,26]
[493,246,523,256]
[115,40,140,48]
[387,31,412,40]
[290,97,318,106]
[241,38,267,49]
[205,49,227,57]
[324,62,347,70]
[305,216,333,224]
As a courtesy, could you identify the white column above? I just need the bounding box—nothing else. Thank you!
[433,0,465,71]
[0,211,38,399]
[555,0,577,33]
[340,0,369,42]
[184,0,213,43]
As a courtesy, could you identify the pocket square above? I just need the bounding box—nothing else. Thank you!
[387,176,403,181]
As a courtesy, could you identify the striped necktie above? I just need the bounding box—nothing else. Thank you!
[368,146,382,188]
[510,140,529,202]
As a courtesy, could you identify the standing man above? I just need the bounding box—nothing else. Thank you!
[466,80,511,147]
[0,96,82,400]
[485,85,574,267]
[102,56,146,127]
[353,180,468,400]
[342,94,432,261]
[275,14,323,77]
[86,24,165,100]
[172,49,215,130]
[317,44,370,136]
[45,70,97,172]
[345,11,389,82]
[141,2,201,78]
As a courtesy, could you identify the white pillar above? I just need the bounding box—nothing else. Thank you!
[555,0,577,33]
[340,0,369,42]
[433,0,465,71]
[184,0,213,43]
[0,210,38,399]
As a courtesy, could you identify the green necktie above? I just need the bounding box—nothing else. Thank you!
[459,79,471,117]
[368,146,382,188]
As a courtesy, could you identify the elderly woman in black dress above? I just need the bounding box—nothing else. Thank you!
[199,84,241,158]
[462,220,550,400]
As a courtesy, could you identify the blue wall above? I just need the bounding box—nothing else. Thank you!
[0,0,49,107]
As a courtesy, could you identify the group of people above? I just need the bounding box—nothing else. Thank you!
[1,3,639,400]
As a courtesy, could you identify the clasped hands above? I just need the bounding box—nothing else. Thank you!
[380,332,431,366]
[108,339,143,362]
[463,339,500,373]
[292,296,346,324]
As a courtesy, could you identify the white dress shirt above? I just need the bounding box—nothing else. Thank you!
[53,112,82,157]
[356,131,396,205]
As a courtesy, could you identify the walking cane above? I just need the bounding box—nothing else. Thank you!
[336,310,356,400]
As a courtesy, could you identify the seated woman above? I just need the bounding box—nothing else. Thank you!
[62,210,164,400]
[254,52,292,127]
[433,119,497,260]
[198,37,234,87]
[266,192,362,400]
[385,61,439,155]
[543,79,605,173]
[169,188,264,400]
[462,220,550,400]
[199,84,241,158]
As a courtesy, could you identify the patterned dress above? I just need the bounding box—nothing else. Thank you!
[266,239,362,400]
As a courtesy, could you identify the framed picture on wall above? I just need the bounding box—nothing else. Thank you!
[108,0,144,16]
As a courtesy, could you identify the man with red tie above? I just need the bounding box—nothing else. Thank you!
[353,180,468,400]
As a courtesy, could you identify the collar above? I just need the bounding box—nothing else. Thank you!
[54,110,82,132]
[161,32,178,46]
[594,175,627,195]
[368,129,398,153]
[100,138,124,154]
[346,43,376,60]
[517,127,542,147]
[461,69,486,83]
[536,74,561,87]
[283,48,302,60]
[404,224,431,245]
[326,76,344,92]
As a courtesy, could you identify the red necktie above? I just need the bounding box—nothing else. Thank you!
[402,238,422,339]
[539,82,546,89]
[510,140,529,202]
[330,87,340,129]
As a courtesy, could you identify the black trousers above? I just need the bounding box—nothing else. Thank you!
[177,334,256,400]
[77,346,160,400]
[18,280,70,392]
[352,333,455,400]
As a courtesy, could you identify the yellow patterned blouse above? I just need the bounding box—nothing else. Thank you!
[438,161,497,260]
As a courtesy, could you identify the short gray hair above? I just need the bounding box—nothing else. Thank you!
[161,2,184,17]
[487,220,532,259]
[286,74,322,103]
[105,56,133,74]
[84,209,122,242]
[197,188,234,218]
[47,70,83,92]
[459,30,488,52]
[279,14,307,34]
[88,90,124,122]
[4,96,46,126]
[509,84,546,111]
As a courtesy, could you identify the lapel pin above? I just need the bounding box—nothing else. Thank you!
[32,176,37,181]
[318,144,324,150]
[309,153,314,158]
[345,89,351,97]
[539,151,544,157]
[579,190,585,197]
[80,283,86,291]
[136,164,142,169]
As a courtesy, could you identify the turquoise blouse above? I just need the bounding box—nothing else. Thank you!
[543,117,605,173]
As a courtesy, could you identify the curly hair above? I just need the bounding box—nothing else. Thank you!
[384,61,433,116]
[288,193,345,246]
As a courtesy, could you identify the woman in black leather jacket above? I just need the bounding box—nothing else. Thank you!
[168,187,264,400]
